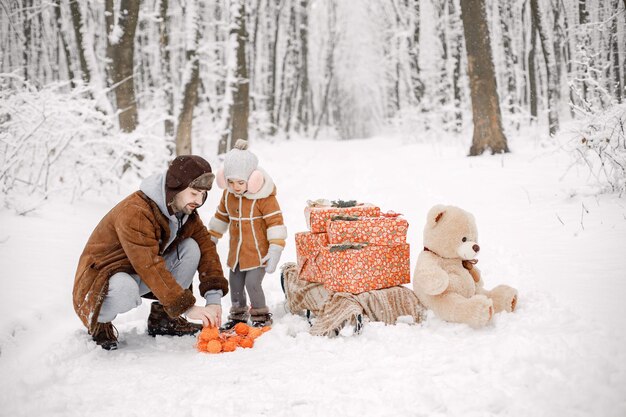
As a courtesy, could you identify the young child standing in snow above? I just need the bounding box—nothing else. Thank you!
[208,139,287,328]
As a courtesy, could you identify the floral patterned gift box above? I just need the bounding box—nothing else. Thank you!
[304,202,381,233]
[326,215,409,246]
[317,243,410,294]
[295,231,330,283]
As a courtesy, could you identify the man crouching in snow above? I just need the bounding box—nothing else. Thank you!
[72,155,228,350]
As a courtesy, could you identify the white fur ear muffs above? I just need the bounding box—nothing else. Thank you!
[216,167,227,189]
[247,169,265,194]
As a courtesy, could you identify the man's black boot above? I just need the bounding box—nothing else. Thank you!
[147,302,202,337]
[91,322,119,350]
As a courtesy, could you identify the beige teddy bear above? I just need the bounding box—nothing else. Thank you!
[413,204,518,328]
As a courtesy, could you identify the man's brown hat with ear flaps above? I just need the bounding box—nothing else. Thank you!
[165,155,215,209]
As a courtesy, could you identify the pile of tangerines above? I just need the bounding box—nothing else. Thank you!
[196,322,270,354]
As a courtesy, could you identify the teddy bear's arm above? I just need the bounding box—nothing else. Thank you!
[415,262,449,296]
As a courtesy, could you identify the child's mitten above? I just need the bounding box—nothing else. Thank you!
[262,244,283,273]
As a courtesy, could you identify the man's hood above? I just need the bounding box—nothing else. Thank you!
[140,170,174,220]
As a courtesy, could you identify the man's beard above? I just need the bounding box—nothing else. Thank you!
[182,204,197,214]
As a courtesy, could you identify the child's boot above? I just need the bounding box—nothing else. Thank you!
[250,306,273,327]
[220,306,249,331]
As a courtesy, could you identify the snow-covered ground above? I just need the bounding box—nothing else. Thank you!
[1,134,625,416]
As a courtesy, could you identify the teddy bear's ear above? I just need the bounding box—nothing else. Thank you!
[427,204,447,228]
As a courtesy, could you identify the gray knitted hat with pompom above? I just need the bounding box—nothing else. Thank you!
[223,139,258,181]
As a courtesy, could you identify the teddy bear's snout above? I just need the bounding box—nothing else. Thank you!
[473,244,480,253]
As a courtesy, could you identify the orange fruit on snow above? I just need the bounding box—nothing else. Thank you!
[222,340,237,352]
[247,328,263,339]
[234,322,250,336]
[196,341,208,352]
[206,339,222,354]
[226,335,243,345]
[199,327,220,342]
[239,337,254,348]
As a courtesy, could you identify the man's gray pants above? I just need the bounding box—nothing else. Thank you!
[97,238,200,323]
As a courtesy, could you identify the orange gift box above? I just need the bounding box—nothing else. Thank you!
[317,244,410,294]
[326,216,409,246]
[305,204,381,233]
[295,231,329,283]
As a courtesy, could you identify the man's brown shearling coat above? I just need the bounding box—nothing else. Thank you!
[73,191,227,333]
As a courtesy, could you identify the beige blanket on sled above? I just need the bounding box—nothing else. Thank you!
[281,263,425,336]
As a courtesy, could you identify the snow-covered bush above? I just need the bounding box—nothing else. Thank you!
[570,103,626,195]
[0,75,169,214]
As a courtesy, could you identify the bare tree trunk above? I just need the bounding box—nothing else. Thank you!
[521,0,529,108]
[296,0,310,133]
[558,0,575,117]
[22,0,32,80]
[175,1,202,156]
[268,0,283,134]
[104,0,114,87]
[276,3,297,132]
[460,0,509,155]
[530,0,559,136]
[623,0,626,103]
[577,0,589,103]
[218,0,249,154]
[551,0,564,102]
[393,5,401,112]
[610,0,622,103]
[405,0,424,105]
[449,0,463,131]
[69,0,91,84]
[498,0,517,118]
[529,20,538,119]
[110,0,140,133]
[249,0,262,111]
[36,10,49,83]
[159,0,175,137]
[313,1,337,139]
[434,1,449,109]
[232,1,250,146]
[53,0,75,87]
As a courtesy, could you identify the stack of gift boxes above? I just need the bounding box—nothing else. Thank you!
[295,201,410,294]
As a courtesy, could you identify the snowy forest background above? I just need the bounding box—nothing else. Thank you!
[1,0,625,213]
[1,2,626,415]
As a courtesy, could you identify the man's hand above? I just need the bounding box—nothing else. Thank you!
[185,305,222,328]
